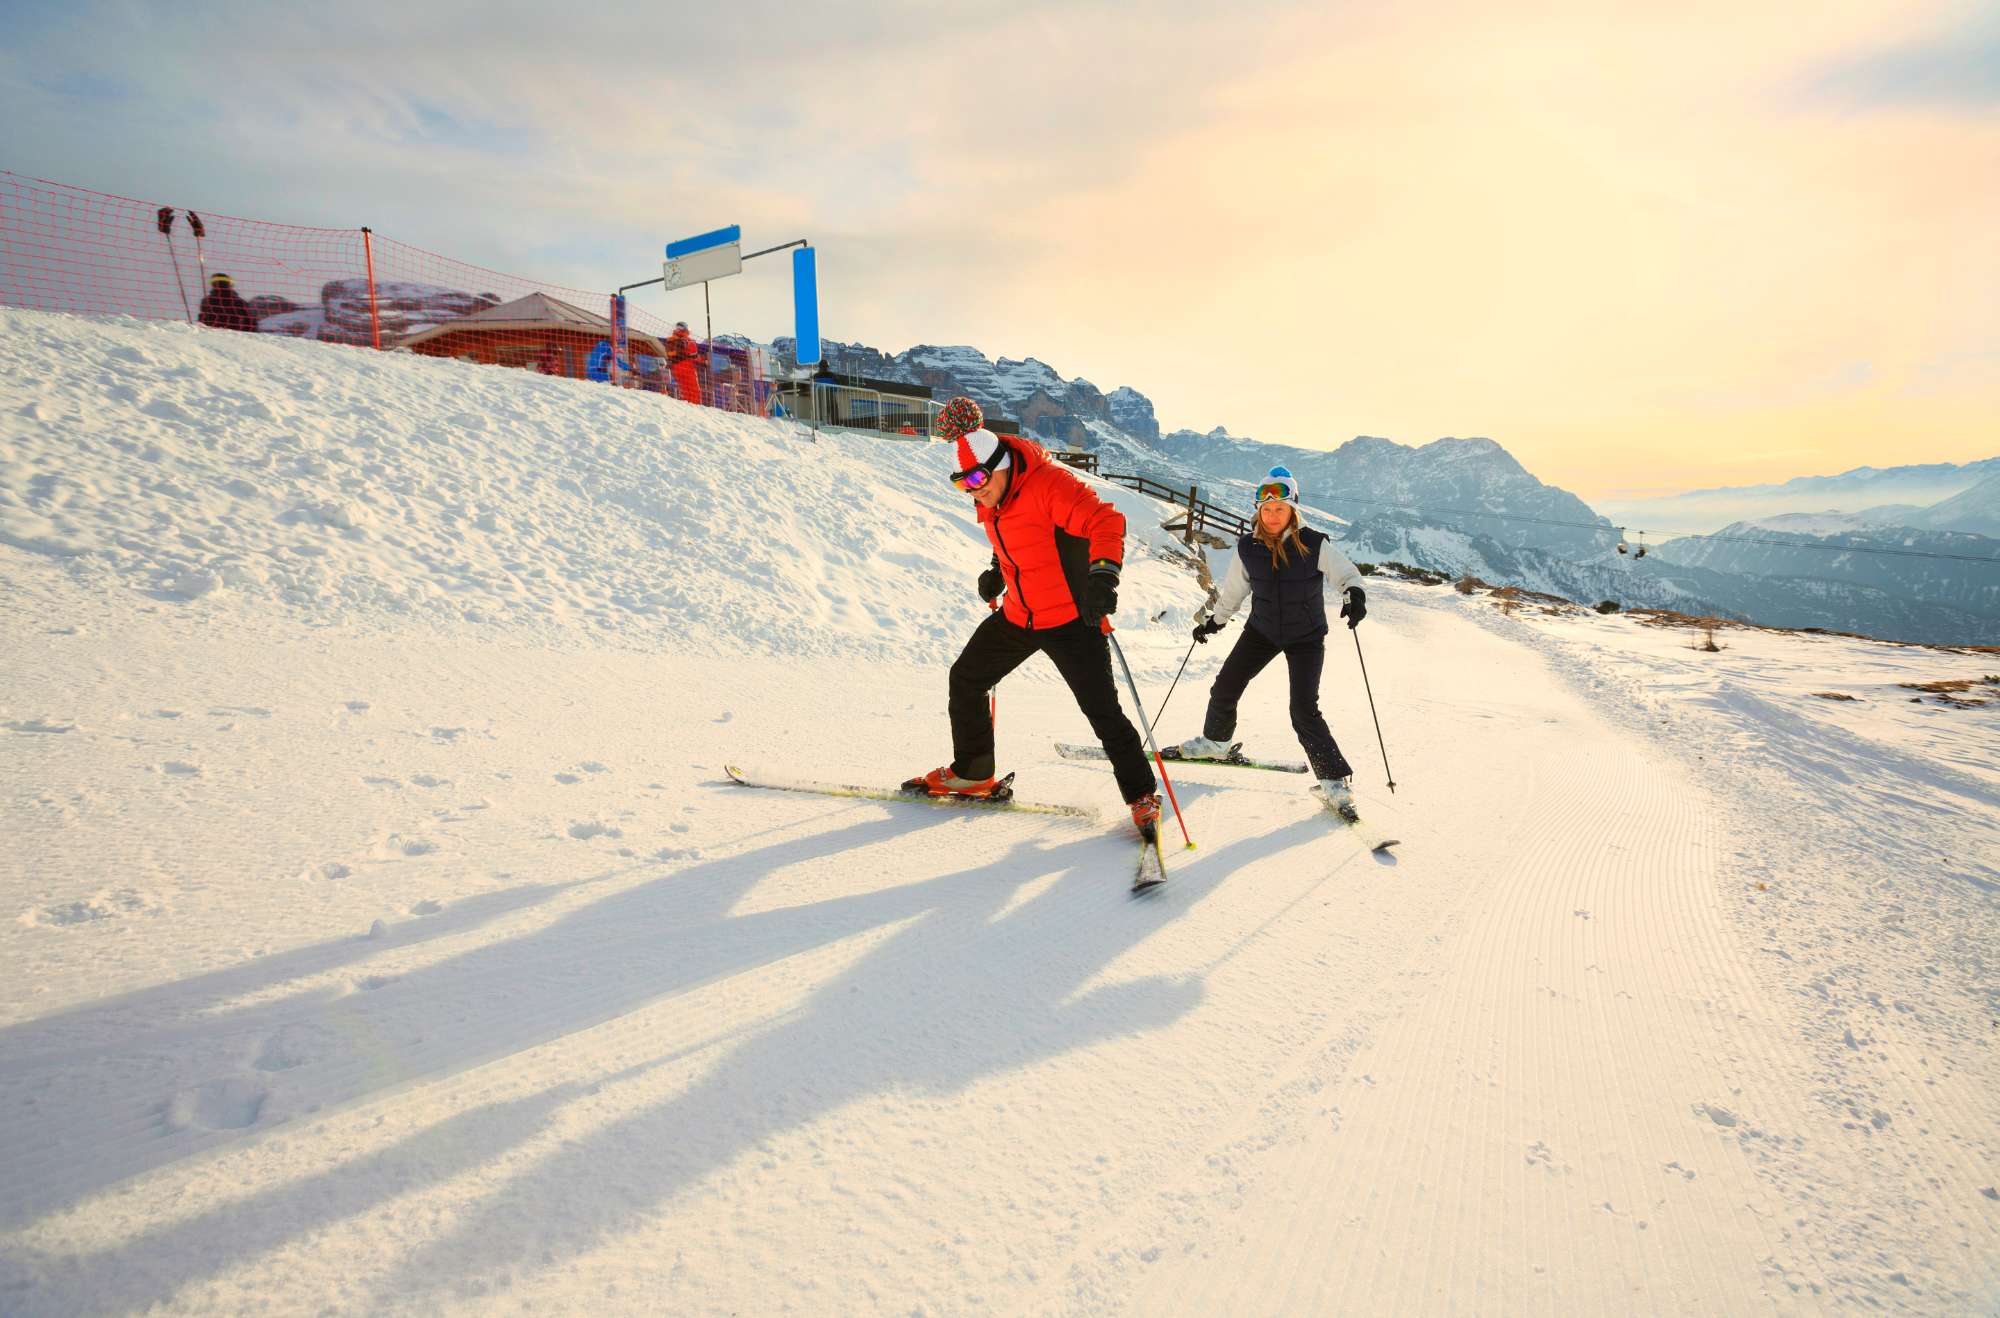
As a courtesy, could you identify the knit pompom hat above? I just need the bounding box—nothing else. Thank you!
[936,395,983,442]
[953,426,1010,476]
[1255,465,1300,510]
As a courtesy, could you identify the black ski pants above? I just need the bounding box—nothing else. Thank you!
[1203,624,1354,781]
[949,612,1157,803]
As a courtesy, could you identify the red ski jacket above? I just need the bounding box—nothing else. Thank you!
[977,437,1126,630]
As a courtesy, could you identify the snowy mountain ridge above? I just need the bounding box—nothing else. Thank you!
[1596,457,2000,534]
[1650,520,2000,635]
[1909,472,2000,538]
[775,333,1998,642]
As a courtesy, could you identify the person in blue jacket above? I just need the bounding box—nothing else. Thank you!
[1180,465,1369,810]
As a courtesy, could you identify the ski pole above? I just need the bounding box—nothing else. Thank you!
[1351,627,1396,793]
[1146,635,1199,734]
[186,211,209,295]
[1103,619,1195,849]
[156,207,193,322]
[987,599,999,733]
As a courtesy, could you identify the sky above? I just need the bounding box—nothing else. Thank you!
[1,0,1995,498]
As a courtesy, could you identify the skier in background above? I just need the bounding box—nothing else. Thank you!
[1180,465,1370,812]
[904,396,1162,838]
[665,322,703,404]
[197,273,256,333]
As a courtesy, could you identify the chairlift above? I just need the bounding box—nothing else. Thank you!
[1634,532,1648,560]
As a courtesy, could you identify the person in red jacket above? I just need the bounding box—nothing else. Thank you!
[904,397,1161,837]
[665,322,703,404]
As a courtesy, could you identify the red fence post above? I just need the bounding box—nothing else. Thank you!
[361,227,382,351]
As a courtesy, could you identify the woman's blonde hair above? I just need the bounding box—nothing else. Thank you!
[1256,502,1307,568]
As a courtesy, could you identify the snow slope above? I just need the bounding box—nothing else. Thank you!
[0,310,1194,663]
[2,307,1996,1314]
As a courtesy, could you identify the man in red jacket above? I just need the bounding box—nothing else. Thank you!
[665,322,703,404]
[905,397,1161,837]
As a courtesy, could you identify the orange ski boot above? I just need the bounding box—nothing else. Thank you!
[903,766,1003,798]
[1128,791,1162,841]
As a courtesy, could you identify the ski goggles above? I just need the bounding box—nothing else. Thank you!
[951,463,998,491]
[1256,481,1292,504]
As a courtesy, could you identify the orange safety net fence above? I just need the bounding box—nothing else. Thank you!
[0,169,769,412]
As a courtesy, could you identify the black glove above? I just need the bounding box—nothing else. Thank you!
[978,562,1005,604]
[1085,562,1120,620]
[1192,617,1225,644]
[1340,585,1367,629]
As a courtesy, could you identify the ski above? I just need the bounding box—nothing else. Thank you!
[722,765,1091,818]
[1308,783,1400,853]
[1133,825,1168,893]
[1128,824,1168,896]
[1055,741,1308,774]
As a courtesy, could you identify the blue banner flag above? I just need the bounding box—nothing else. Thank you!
[793,247,820,366]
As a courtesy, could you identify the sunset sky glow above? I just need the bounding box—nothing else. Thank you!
[3,0,1994,497]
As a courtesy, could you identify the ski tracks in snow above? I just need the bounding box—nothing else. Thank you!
[1056,591,1996,1312]
[1131,733,1804,1311]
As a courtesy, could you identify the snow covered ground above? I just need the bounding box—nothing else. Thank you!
[2,307,1995,1314]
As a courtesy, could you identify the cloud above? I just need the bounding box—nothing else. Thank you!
[1801,3,2000,111]
[2,0,1996,498]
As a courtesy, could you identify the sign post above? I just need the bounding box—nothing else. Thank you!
[608,293,628,387]
[620,229,816,411]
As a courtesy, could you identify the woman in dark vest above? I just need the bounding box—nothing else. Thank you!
[1179,465,1369,810]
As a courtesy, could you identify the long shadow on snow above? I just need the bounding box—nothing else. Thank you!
[5,978,827,1314]
[367,828,1209,1308]
[0,811,958,1233]
[1,1072,612,1315]
[363,815,1381,1307]
[8,808,1363,1309]
[0,877,603,1071]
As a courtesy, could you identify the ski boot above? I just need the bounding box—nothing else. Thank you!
[903,766,1005,800]
[1175,736,1233,761]
[1318,776,1359,822]
[1128,791,1162,842]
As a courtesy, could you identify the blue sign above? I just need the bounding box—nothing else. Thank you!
[793,246,820,366]
[665,225,742,259]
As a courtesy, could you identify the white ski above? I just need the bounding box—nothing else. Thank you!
[1308,783,1401,853]
[724,765,1090,818]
